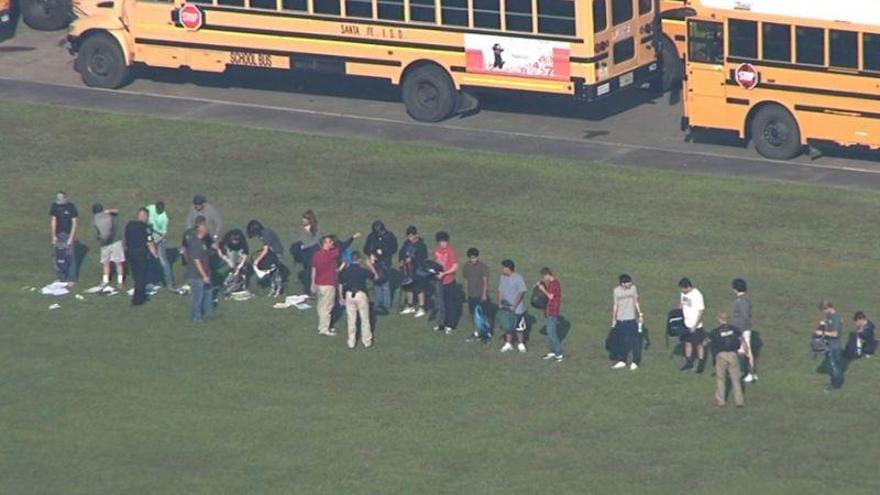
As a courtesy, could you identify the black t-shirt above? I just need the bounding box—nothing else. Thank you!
[50,202,79,235]
[339,264,373,294]
[221,229,249,254]
[124,221,152,259]
[711,324,743,352]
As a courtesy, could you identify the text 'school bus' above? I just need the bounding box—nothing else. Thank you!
[681,0,880,159]
[67,0,672,122]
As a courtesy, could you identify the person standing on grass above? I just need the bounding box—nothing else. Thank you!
[363,220,398,315]
[709,312,745,407]
[184,216,213,323]
[49,191,79,286]
[124,208,158,306]
[339,252,377,349]
[729,278,755,382]
[498,259,528,353]
[247,220,286,297]
[463,247,489,338]
[432,231,461,334]
[296,209,321,293]
[399,226,429,318]
[679,277,707,373]
[817,300,844,390]
[537,267,563,362]
[611,274,644,370]
[312,233,361,336]
[185,195,222,243]
[146,201,174,288]
[92,203,125,288]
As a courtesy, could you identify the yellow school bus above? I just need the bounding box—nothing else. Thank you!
[67,0,668,121]
[682,0,880,159]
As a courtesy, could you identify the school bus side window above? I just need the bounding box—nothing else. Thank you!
[440,0,467,26]
[762,23,791,62]
[346,0,373,17]
[218,0,244,6]
[795,26,824,65]
[611,0,632,26]
[250,0,278,9]
[473,0,500,29]
[830,30,858,68]
[505,0,534,33]
[378,0,404,20]
[409,0,436,23]
[538,0,575,36]
[728,19,757,59]
[314,0,341,15]
[864,33,880,72]
[689,20,723,64]
[592,0,607,33]
[282,0,307,10]
[638,0,652,16]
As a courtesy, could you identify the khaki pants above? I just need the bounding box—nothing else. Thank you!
[345,291,372,348]
[715,351,744,406]
[316,285,335,333]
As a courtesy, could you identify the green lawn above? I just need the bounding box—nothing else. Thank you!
[1,101,878,495]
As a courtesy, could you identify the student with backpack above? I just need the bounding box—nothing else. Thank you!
[498,259,528,353]
[817,300,845,390]
[610,274,644,370]
[536,267,563,362]
[398,226,429,318]
[432,231,461,334]
[363,220,398,315]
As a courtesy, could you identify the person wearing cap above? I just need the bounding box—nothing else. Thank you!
[146,201,174,288]
[91,203,125,288]
[124,208,158,306]
[816,300,844,390]
[398,226,428,318]
[185,195,222,243]
[49,191,79,285]
[709,312,745,407]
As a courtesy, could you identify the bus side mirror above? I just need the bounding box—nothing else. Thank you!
[661,8,697,20]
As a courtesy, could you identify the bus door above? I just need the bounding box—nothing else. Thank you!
[684,19,728,128]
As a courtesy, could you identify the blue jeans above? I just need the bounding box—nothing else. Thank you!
[190,278,213,322]
[156,240,175,287]
[55,232,77,282]
[825,348,844,389]
[545,316,562,355]
[374,281,392,311]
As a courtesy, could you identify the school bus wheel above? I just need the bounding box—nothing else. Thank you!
[21,0,71,31]
[401,64,457,123]
[749,104,803,160]
[76,33,129,89]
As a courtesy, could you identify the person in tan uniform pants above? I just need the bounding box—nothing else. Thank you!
[709,312,746,407]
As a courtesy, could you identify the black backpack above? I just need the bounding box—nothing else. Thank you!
[530,286,548,310]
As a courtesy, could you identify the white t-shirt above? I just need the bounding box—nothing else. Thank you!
[680,288,705,329]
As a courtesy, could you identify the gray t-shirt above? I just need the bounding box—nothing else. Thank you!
[185,203,223,238]
[184,228,208,281]
[824,312,843,350]
[613,284,639,321]
[92,211,119,246]
[499,272,527,315]
[730,294,752,331]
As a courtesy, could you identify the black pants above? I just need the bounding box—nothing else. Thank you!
[442,283,462,329]
[129,256,148,306]
[617,319,642,365]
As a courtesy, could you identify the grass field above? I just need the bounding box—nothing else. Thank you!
[1,101,878,495]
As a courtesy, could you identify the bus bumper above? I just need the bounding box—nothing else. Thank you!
[575,62,660,101]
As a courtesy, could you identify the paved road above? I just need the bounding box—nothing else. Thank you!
[1,23,878,189]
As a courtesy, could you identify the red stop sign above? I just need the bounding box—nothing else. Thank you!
[179,4,203,31]
[734,63,759,90]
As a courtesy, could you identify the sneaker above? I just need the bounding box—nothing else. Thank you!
[629,363,639,371]
[413,308,426,318]
[432,325,443,332]
[347,340,356,349]
[543,353,558,360]
[611,361,627,370]
[318,330,337,337]
[743,374,755,383]
[517,343,527,353]
[400,306,416,315]
[680,360,694,371]
[500,342,514,353]
[444,327,454,335]
[554,355,564,362]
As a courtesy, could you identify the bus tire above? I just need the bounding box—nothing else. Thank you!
[76,33,129,89]
[21,0,71,31]
[402,64,457,122]
[655,35,682,93]
[750,104,803,160]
